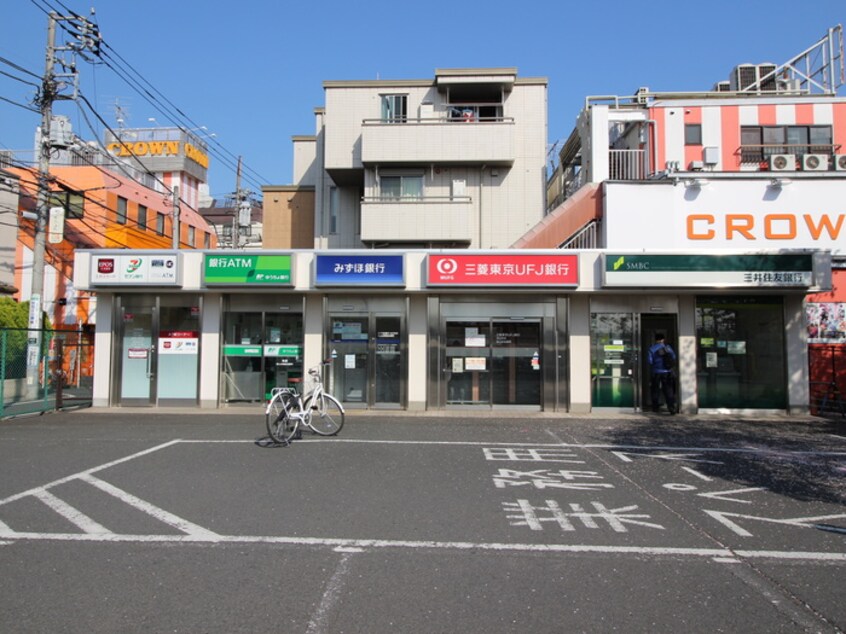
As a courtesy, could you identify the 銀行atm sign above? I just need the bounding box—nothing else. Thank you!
[427,253,579,287]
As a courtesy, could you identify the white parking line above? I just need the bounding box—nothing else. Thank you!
[0,530,844,562]
[32,489,112,534]
[0,439,183,506]
[188,438,846,457]
[78,473,220,539]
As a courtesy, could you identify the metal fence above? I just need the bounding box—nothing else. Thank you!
[0,328,93,418]
[809,344,846,418]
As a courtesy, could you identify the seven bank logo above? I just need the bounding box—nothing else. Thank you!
[126,258,143,273]
[435,258,458,276]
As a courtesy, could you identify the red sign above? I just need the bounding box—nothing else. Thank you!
[97,258,115,274]
[160,331,199,338]
[427,254,579,286]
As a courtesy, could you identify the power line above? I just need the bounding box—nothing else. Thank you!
[0,95,39,113]
[26,0,271,194]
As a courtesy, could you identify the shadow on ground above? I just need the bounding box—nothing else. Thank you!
[597,415,846,506]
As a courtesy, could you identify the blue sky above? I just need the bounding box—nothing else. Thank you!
[1,0,843,199]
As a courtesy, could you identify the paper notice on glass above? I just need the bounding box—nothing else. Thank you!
[706,352,718,368]
[345,354,356,369]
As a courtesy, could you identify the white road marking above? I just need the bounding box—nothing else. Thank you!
[78,473,219,539]
[704,509,846,537]
[0,530,844,561]
[32,489,112,534]
[697,487,766,504]
[188,438,846,459]
[611,451,723,465]
[306,552,354,634]
[681,467,713,481]
[0,439,183,506]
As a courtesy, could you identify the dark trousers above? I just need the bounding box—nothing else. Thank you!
[650,372,676,412]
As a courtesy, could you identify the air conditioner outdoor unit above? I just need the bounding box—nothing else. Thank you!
[834,154,846,171]
[801,154,829,171]
[769,154,795,172]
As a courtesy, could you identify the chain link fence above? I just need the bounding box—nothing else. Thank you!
[1,328,93,418]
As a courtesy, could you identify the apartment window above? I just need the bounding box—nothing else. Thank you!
[204,232,210,249]
[380,174,423,199]
[116,196,127,225]
[740,125,833,162]
[188,225,196,247]
[48,190,84,219]
[329,186,339,234]
[156,212,165,236]
[381,94,407,123]
[137,204,148,230]
[684,124,702,145]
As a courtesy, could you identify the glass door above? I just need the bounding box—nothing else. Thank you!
[444,319,542,407]
[157,298,200,406]
[591,313,636,408]
[374,315,402,406]
[116,295,201,407]
[492,321,541,405]
[329,316,369,406]
[328,313,404,408]
[117,296,156,406]
[445,321,491,405]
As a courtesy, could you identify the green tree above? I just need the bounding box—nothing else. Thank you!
[0,298,51,379]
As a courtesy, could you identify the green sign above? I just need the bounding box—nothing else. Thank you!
[603,254,814,288]
[263,345,302,357]
[203,254,293,285]
[223,345,262,356]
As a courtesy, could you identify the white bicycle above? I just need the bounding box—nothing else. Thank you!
[265,360,345,444]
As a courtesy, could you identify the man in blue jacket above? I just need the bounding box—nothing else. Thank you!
[648,333,677,414]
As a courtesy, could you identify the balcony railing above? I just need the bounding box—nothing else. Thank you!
[609,148,649,180]
[739,144,840,163]
[360,116,515,165]
[360,195,473,243]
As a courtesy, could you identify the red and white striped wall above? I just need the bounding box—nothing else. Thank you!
[649,100,846,172]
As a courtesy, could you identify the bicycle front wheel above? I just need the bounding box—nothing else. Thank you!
[266,392,299,444]
[309,393,345,436]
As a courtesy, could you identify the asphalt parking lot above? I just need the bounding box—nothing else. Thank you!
[0,409,844,633]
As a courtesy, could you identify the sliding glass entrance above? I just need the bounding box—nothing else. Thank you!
[114,295,200,406]
[328,313,404,408]
[444,319,541,406]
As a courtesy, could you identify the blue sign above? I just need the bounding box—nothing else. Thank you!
[315,254,405,287]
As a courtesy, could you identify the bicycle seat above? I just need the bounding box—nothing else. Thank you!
[288,377,303,384]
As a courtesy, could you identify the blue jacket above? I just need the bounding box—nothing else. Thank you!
[648,342,676,374]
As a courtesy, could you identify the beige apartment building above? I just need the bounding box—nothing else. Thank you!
[267,68,548,250]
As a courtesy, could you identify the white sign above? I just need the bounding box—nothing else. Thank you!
[91,254,179,285]
[48,206,65,244]
[604,181,845,256]
[158,337,198,355]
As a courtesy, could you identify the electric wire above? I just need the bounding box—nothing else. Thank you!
[26,0,269,194]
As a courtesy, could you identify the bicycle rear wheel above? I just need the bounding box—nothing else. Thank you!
[266,391,299,444]
[309,393,345,436]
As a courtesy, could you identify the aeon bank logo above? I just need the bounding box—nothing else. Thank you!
[435,258,459,276]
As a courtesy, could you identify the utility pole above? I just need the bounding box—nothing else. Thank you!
[231,157,241,249]
[25,14,57,393]
[26,11,99,396]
